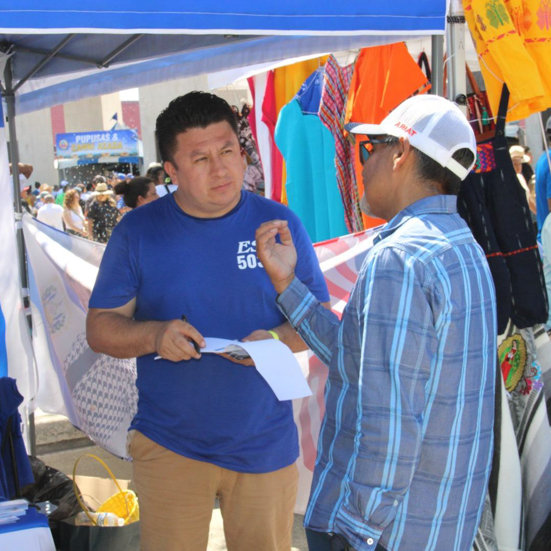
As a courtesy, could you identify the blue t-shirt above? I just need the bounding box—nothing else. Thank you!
[536,150,551,240]
[276,77,348,243]
[89,191,329,473]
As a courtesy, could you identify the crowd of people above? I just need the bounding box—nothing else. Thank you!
[21,167,163,243]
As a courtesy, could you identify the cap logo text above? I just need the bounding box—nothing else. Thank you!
[395,122,417,136]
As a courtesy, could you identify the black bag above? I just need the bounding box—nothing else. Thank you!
[60,516,140,551]
[22,456,81,522]
[458,84,548,331]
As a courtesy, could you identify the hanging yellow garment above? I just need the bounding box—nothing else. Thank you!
[463,0,551,121]
[274,56,328,205]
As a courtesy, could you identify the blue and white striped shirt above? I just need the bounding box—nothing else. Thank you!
[278,195,497,551]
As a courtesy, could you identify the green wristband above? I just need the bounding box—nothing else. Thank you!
[267,330,280,340]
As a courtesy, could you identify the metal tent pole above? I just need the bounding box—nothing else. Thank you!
[431,36,444,97]
[2,58,36,457]
[445,2,467,114]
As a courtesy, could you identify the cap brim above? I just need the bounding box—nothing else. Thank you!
[512,155,530,163]
[345,122,398,136]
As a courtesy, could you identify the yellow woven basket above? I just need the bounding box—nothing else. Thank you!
[73,453,139,526]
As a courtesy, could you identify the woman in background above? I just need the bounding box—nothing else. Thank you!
[148,162,175,198]
[86,183,120,243]
[114,176,159,209]
[62,188,87,237]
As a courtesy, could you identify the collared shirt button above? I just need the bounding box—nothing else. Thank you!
[367,538,374,545]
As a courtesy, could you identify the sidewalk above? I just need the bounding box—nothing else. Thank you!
[35,410,309,550]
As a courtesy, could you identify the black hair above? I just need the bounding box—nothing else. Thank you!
[155,91,238,166]
[114,176,154,209]
[146,165,165,184]
[412,148,474,195]
[373,136,473,195]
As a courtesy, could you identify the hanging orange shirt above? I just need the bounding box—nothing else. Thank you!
[463,0,551,122]
[344,43,431,228]
[273,56,329,204]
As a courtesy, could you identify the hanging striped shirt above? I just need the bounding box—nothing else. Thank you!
[277,195,497,551]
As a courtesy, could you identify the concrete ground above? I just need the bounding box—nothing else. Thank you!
[35,411,309,550]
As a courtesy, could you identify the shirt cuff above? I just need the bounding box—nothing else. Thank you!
[276,277,317,329]
[334,506,383,551]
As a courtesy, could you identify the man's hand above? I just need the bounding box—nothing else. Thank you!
[155,319,205,362]
[255,220,297,294]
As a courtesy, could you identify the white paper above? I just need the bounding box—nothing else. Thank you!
[202,338,312,401]
[0,499,28,525]
[0,499,28,510]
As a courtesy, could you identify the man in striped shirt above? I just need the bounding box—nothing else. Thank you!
[256,95,497,551]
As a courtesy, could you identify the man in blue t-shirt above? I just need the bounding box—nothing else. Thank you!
[86,92,329,551]
[536,119,551,241]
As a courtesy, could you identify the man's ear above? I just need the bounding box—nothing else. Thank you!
[392,137,412,171]
[163,160,177,184]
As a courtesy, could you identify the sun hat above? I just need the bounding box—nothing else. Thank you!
[509,145,530,163]
[345,94,477,180]
[39,183,53,193]
[91,182,114,196]
[60,180,69,188]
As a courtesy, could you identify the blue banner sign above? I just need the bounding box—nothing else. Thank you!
[55,130,139,159]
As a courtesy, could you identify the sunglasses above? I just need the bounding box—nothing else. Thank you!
[358,137,394,165]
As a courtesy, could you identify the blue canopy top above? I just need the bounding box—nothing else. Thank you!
[0,1,447,114]
[1,2,446,35]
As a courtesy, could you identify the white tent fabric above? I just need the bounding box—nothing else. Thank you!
[0,103,35,404]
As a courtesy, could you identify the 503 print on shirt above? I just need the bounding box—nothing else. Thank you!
[236,240,263,270]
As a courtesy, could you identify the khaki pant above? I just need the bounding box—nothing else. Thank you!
[130,431,298,551]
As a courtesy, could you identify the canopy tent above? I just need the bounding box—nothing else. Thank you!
[0,2,448,115]
[0,2,446,35]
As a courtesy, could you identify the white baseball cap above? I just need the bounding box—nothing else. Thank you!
[346,95,477,180]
